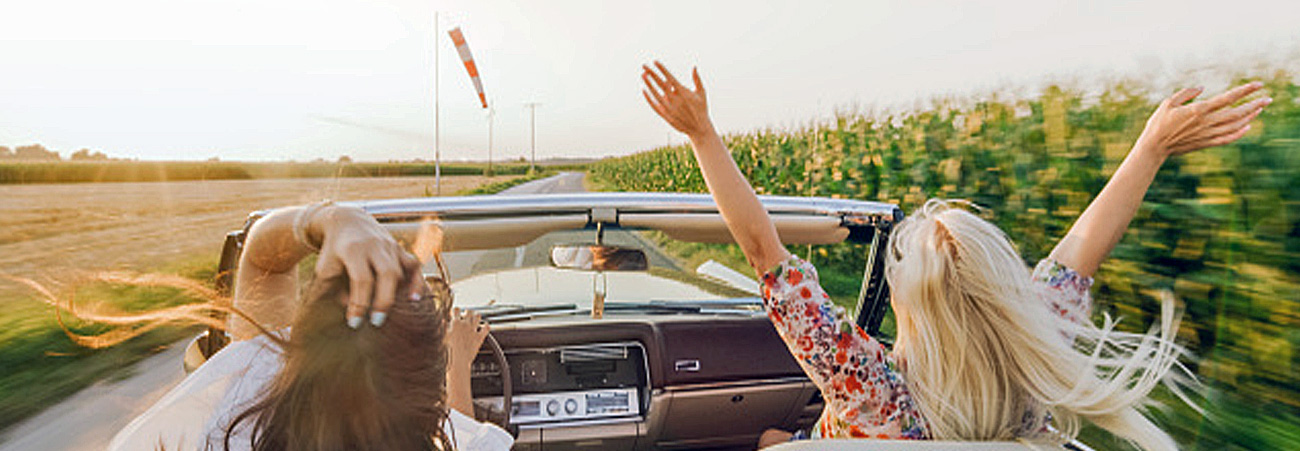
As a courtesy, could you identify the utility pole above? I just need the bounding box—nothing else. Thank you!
[433,11,442,195]
[524,102,541,173]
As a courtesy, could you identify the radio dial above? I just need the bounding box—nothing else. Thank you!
[546,400,560,416]
[564,398,578,414]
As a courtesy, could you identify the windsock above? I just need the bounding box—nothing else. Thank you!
[448,27,487,108]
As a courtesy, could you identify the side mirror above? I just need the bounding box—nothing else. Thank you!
[550,245,648,272]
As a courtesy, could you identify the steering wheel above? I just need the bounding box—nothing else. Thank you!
[473,331,516,437]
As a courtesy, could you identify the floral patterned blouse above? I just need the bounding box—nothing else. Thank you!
[759,255,1093,440]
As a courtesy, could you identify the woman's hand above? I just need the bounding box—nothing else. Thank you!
[446,307,488,417]
[1051,82,1271,277]
[639,61,791,272]
[642,61,716,138]
[447,307,490,367]
[1137,82,1271,158]
[313,205,424,329]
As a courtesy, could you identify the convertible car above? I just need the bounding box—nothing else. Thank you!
[186,192,1091,450]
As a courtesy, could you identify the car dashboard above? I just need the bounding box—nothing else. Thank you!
[472,315,823,450]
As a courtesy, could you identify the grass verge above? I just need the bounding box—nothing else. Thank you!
[0,253,218,433]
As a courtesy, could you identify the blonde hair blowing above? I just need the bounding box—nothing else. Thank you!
[885,199,1197,451]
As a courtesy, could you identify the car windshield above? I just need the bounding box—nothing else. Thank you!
[424,228,760,310]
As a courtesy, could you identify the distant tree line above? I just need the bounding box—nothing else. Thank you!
[0,144,112,161]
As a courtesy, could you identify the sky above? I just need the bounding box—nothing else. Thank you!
[0,0,1297,162]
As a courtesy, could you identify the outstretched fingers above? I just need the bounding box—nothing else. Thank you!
[1170,125,1252,154]
[1210,96,1272,126]
[642,72,681,122]
[692,67,706,100]
[643,66,698,133]
[1203,107,1263,139]
[642,89,664,113]
[642,71,667,102]
[1201,81,1264,112]
[654,61,686,92]
[1165,87,1204,108]
[643,64,673,96]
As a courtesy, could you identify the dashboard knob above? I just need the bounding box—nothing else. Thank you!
[564,398,579,414]
[546,400,560,416]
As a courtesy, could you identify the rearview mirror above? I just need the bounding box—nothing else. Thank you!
[550,245,648,271]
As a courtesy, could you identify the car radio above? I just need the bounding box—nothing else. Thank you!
[482,387,639,425]
[472,342,648,426]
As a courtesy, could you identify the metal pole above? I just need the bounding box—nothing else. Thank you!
[524,102,540,173]
[434,11,441,195]
[530,105,535,172]
[487,105,494,177]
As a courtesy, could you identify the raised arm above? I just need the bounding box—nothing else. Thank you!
[231,203,423,340]
[643,63,923,439]
[641,62,790,274]
[1048,82,1269,277]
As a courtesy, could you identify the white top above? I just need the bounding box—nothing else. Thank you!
[109,332,513,450]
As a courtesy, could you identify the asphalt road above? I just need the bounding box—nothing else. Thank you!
[507,171,585,195]
[0,172,588,451]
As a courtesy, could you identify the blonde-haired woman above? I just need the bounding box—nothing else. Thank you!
[640,61,1269,450]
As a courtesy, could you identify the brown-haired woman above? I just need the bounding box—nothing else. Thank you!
[109,203,514,450]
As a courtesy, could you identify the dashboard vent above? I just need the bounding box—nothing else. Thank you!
[560,344,628,363]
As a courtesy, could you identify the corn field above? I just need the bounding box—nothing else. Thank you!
[593,73,1300,449]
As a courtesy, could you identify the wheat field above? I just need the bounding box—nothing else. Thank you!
[0,175,508,297]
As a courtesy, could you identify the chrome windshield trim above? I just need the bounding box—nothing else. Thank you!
[241,193,902,245]
[347,192,899,224]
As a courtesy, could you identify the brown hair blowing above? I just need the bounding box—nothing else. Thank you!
[221,274,454,451]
